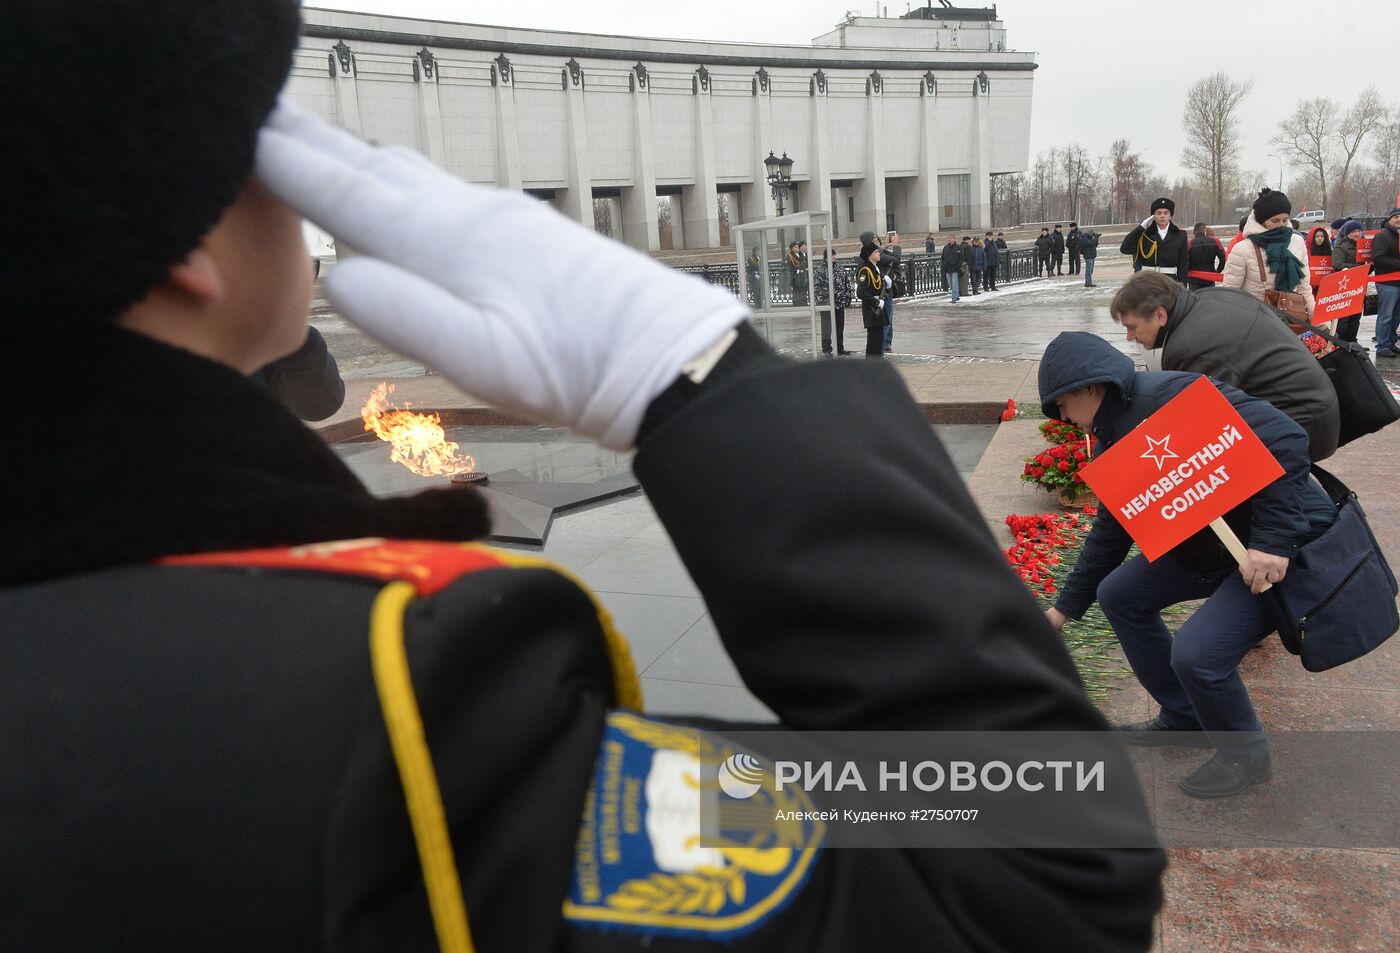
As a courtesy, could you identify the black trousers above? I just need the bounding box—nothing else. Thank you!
[1069,252,1081,274]
[984,266,997,291]
[820,307,846,352]
[865,327,884,357]
[1039,256,1051,276]
[1051,251,1064,274]
[1337,315,1361,342]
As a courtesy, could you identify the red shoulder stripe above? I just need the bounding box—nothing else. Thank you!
[159,539,504,597]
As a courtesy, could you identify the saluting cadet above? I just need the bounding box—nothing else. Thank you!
[1,2,1165,950]
[1120,197,1190,282]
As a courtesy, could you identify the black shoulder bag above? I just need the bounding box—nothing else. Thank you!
[1261,465,1399,672]
[1282,312,1400,447]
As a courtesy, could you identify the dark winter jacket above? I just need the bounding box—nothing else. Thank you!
[814,260,853,308]
[940,241,964,273]
[1050,230,1065,255]
[1067,231,1082,255]
[1034,234,1053,258]
[1185,235,1227,281]
[1,324,1165,951]
[1078,233,1101,259]
[250,325,345,421]
[971,245,987,270]
[1372,223,1400,286]
[995,238,1008,251]
[1038,332,1336,620]
[1120,221,1190,280]
[1156,287,1339,460]
[1332,235,1360,272]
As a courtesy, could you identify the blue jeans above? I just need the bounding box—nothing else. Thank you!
[1376,283,1400,354]
[882,297,894,350]
[1084,258,1096,285]
[946,271,960,302]
[1097,554,1272,760]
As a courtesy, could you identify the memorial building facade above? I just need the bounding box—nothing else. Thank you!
[290,5,1035,251]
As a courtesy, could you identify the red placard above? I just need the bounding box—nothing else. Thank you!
[1308,257,1334,284]
[1314,265,1372,323]
[1357,232,1374,263]
[1077,377,1285,561]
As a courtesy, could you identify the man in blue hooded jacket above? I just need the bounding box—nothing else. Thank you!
[1039,332,1336,798]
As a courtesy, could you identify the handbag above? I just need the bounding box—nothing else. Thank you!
[1252,241,1311,328]
[1261,465,1399,672]
[1282,313,1400,447]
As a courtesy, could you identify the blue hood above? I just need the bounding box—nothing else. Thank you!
[1038,332,1136,420]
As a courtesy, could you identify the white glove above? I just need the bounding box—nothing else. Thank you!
[255,102,748,450]
[1141,217,1154,230]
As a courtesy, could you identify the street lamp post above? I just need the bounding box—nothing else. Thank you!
[1266,152,1283,191]
[764,150,794,215]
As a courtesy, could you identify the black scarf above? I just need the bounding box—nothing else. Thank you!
[1,326,490,586]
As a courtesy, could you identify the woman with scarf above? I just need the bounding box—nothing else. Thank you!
[1221,189,1318,327]
[855,241,888,358]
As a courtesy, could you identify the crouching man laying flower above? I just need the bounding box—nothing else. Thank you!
[1038,332,1336,798]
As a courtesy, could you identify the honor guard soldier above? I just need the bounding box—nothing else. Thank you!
[1121,197,1190,282]
[1,2,1164,950]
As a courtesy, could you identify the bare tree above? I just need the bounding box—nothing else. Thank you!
[1334,87,1390,211]
[1061,143,1095,223]
[592,197,613,237]
[1180,72,1252,220]
[1374,110,1400,185]
[1272,98,1336,208]
[1109,139,1149,222]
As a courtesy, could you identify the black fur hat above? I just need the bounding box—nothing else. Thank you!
[1150,197,1175,215]
[3,0,301,327]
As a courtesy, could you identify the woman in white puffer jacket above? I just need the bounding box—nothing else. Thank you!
[1221,189,1317,324]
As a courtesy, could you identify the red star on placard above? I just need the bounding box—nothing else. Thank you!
[1140,434,1178,471]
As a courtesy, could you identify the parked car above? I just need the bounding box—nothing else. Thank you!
[1296,209,1327,228]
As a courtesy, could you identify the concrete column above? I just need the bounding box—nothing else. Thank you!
[906,71,942,236]
[490,54,523,190]
[807,69,833,230]
[557,59,593,230]
[852,70,887,237]
[621,64,660,252]
[683,67,721,249]
[739,69,777,223]
[413,49,446,164]
[329,41,363,137]
[970,72,993,230]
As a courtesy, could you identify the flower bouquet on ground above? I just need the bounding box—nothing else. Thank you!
[1021,419,1098,508]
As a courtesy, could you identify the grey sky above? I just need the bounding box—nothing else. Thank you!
[318,2,1397,194]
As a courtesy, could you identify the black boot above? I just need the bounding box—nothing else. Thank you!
[1115,716,1213,748]
[1179,752,1273,799]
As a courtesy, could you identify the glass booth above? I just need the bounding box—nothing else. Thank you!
[733,212,837,359]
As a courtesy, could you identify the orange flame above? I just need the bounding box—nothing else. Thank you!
[360,383,477,477]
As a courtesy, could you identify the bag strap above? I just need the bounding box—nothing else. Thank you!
[1308,463,1356,507]
[1251,237,1269,284]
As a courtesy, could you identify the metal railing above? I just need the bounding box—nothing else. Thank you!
[676,247,1043,305]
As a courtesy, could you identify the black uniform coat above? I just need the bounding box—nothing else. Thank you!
[1,325,1164,952]
[1039,333,1336,620]
[854,259,888,328]
[1120,221,1190,280]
